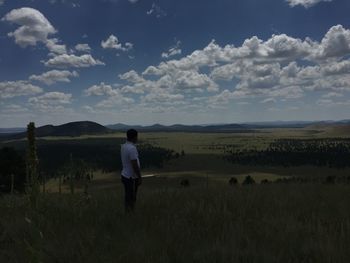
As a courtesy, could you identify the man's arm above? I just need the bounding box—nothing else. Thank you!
[131,159,141,178]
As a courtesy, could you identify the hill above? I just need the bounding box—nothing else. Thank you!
[107,123,250,133]
[0,121,111,140]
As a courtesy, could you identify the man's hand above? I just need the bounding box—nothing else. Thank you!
[131,159,142,185]
[136,177,142,186]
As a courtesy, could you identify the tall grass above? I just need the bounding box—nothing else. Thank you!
[1,183,350,262]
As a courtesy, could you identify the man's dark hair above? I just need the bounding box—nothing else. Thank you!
[127,129,138,141]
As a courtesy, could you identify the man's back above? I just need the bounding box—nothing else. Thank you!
[121,141,140,179]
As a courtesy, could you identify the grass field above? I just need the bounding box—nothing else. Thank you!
[1,127,350,262]
[1,181,350,263]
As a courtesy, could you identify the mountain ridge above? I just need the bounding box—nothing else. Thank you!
[0,121,111,140]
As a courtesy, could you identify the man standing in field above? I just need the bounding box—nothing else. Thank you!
[121,129,142,213]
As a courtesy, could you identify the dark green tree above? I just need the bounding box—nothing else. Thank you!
[0,147,26,193]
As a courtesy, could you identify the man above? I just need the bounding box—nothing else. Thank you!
[121,129,142,212]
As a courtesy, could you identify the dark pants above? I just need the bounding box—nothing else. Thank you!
[121,176,139,212]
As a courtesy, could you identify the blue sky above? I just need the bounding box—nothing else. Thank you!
[1,0,350,127]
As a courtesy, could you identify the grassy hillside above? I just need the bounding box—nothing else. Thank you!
[1,127,350,262]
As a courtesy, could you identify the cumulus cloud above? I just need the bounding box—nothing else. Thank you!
[312,25,350,60]
[162,41,182,59]
[316,98,350,107]
[2,7,56,47]
[286,0,333,8]
[29,70,79,85]
[75,43,92,53]
[84,82,118,97]
[46,38,67,55]
[1,104,29,113]
[101,35,133,52]
[1,7,70,55]
[28,92,72,111]
[322,92,343,98]
[44,54,105,68]
[134,24,350,107]
[84,82,134,108]
[104,23,350,115]
[141,90,184,104]
[0,81,43,99]
[119,70,145,84]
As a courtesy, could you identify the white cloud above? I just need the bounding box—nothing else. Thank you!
[2,7,56,47]
[28,92,72,111]
[80,24,350,118]
[101,35,133,52]
[136,25,350,108]
[2,7,70,55]
[286,0,333,8]
[122,67,218,93]
[75,43,92,53]
[147,3,167,18]
[261,98,276,104]
[84,82,135,108]
[141,90,185,104]
[84,82,118,97]
[162,41,182,59]
[48,0,80,8]
[29,70,79,85]
[316,98,350,107]
[0,81,43,99]
[96,96,135,108]
[312,25,350,60]
[322,92,343,98]
[322,60,350,76]
[128,0,139,3]
[119,70,144,83]
[46,38,67,55]
[44,54,105,68]
[1,104,29,113]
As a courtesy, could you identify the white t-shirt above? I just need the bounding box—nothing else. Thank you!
[121,141,140,179]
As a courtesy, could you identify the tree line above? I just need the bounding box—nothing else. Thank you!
[224,138,350,168]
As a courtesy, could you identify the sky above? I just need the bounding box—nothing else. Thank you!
[1,0,350,127]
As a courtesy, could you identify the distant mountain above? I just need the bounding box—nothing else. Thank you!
[1,119,350,141]
[0,128,26,134]
[0,121,111,140]
[107,123,250,133]
[107,120,350,132]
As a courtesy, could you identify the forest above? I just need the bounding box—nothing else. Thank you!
[223,138,350,168]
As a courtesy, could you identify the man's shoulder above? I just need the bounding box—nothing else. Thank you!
[122,142,137,151]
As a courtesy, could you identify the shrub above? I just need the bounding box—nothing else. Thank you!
[261,179,270,184]
[242,175,255,185]
[180,179,189,187]
[229,177,238,186]
[0,147,26,193]
[325,175,336,184]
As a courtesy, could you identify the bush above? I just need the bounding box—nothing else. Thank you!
[0,147,26,193]
[261,179,270,184]
[228,177,238,186]
[242,175,255,185]
[325,175,336,184]
[180,179,189,187]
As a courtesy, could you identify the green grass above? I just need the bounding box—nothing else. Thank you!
[2,128,350,262]
[1,181,350,263]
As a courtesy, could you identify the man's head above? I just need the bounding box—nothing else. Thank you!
[126,129,138,143]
